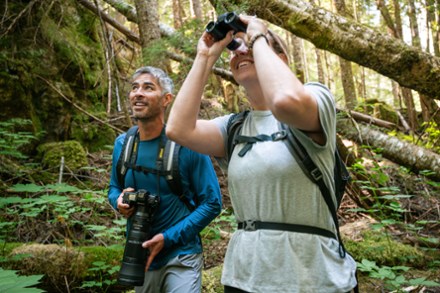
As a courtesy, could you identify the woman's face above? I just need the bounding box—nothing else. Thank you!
[228,34,256,84]
[228,32,287,85]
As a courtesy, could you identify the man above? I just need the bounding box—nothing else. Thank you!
[108,66,222,293]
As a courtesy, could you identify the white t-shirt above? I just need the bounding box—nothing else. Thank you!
[213,83,357,293]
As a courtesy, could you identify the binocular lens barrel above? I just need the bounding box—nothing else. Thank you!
[205,21,224,41]
[205,11,247,51]
[225,12,236,23]
[227,40,241,51]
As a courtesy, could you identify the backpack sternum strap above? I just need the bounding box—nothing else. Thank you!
[116,126,185,203]
[234,131,287,157]
[124,162,169,176]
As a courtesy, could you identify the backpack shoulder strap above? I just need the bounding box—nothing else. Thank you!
[226,110,250,162]
[334,147,351,208]
[162,139,183,197]
[116,125,139,187]
[161,136,196,211]
[279,122,346,257]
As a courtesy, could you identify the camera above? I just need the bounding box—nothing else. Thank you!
[118,189,160,287]
[205,12,247,50]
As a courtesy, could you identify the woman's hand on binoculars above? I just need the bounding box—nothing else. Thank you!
[142,233,165,271]
[199,31,233,58]
[117,189,135,218]
[239,14,268,41]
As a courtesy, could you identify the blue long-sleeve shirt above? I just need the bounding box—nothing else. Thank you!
[108,131,222,269]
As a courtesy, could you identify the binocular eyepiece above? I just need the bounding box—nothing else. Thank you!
[205,12,246,51]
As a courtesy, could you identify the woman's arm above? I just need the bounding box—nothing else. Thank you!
[167,32,232,157]
[243,16,323,141]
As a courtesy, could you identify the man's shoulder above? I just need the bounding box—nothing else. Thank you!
[113,132,127,149]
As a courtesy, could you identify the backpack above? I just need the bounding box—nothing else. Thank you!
[116,125,193,210]
[226,110,351,257]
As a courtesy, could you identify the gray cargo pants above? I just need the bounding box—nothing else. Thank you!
[135,253,203,293]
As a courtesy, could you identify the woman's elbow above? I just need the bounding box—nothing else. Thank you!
[166,126,187,144]
[270,93,297,117]
[166,126,178,141]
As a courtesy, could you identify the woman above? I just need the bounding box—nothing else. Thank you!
[167,14,357,293]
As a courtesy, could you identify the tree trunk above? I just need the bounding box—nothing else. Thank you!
[208,0,440,100]
[426,0,439,56]
[392,0,403,38]
[376,0,399,38]
[315,49,325,84]
[436,0,440,55]
[375,0,418,129]
[407,0,432,123]
[291,35,306,83]
[133,0,161,63]
[190,0,203,20]
[333,0,357,109]
[173,0,184,29]
[338,120,440,179]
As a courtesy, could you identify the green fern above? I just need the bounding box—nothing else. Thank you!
[0,268,45,293]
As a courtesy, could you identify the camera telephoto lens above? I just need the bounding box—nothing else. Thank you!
[118,191,160,287]
[118,206,152,286]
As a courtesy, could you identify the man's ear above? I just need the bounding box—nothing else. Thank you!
[163,93,173,108]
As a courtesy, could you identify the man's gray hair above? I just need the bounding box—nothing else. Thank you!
[131,66,174,95]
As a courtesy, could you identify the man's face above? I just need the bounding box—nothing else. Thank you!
[129,73,165,121]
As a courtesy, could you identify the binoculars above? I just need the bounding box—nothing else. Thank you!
[205,12,246,50]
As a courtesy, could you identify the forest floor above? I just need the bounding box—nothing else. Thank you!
[3,148,440,293]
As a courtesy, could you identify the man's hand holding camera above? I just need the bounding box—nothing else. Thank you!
[117,188,135,218]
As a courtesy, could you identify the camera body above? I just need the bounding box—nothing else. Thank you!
[118,189,160,287]
[205,12,247,50]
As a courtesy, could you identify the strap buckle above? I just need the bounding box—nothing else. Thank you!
[271,130,287,141]
[242,220,256,231]
[310,168,323,181]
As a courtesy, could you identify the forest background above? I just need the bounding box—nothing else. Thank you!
[0,0,439,292]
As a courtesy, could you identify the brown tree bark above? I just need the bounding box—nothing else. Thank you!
[133,0,161,63]
[315,49,325,84]
[190,0,203,20]
[333,0,357,109]
[426,0,439,56]
[338,120,440,179]
[172,0,184,29]
[291,35,306,83]
[409,0,439,122]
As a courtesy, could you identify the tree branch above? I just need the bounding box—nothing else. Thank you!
[38,76,124,134]
[77,0,235,83]
[209,0,440,99]
[77,0,139,43]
